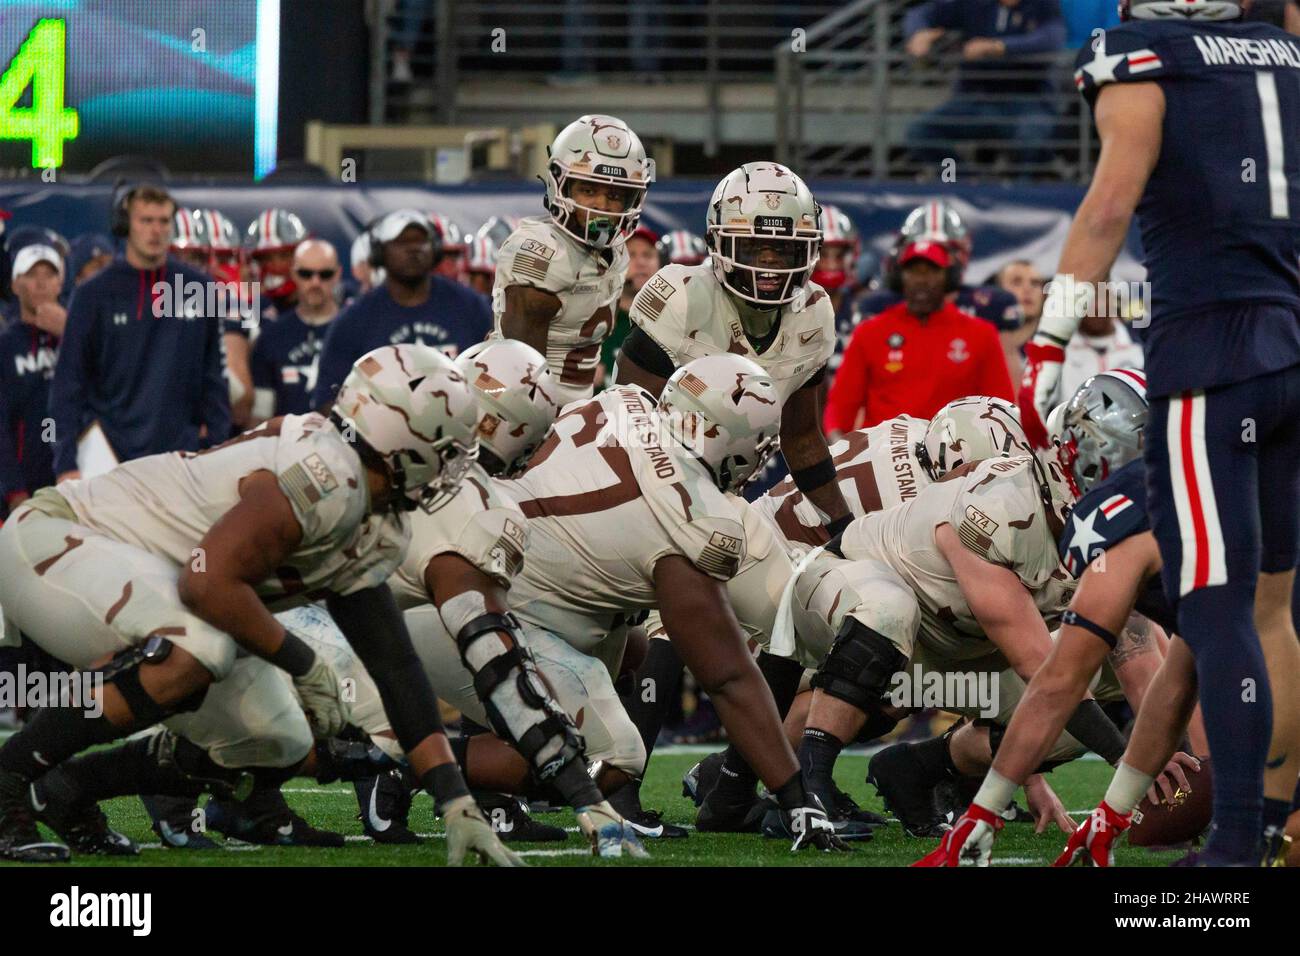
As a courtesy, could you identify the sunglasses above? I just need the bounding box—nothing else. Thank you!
[294,268,337,280]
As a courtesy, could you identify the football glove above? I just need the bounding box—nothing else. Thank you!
[293,654,351,738]
[1019,274,1094,448]
[444,795,525,867]
[787,798,851,852]
[911,802,1004,867]
[576,800,650,859]
[1052,800,1131,867]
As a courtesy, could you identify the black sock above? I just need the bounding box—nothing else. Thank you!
[607,778,643,818]
[773,772,807,812]
[908,732,959,789]
[798,727,844,796]
[618,639,684,762]
[36,736,205,806]
[0,705,126,780]
[757,651,805,719]
[711,746,760,804]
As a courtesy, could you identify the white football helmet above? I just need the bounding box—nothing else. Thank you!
[543,114,655,250]
[455,339,561,477]
[332,344,480,513]
[1123,0,1239,21]
[920,396,1032,480]
[657,354,782,493]
[1057,369,1149,496]
[706,162,822,307]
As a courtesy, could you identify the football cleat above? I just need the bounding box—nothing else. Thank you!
[576,801,650,859]
[695,789,768,834]
[1262,829,1293,867]
[31,781,137,857]
[784,798,852,852]
[609,781,688,838]
[828,784,890,828]
[867,743,952,838]
[1051,801,1130,867]
[141,794,221,849]
[0,769,69,863]
[761,801,872,843]
[476,792,567,843]
[912,803,1004,867]
[682,751,725,807]
[207,788,345,848]
[355,770,420,845]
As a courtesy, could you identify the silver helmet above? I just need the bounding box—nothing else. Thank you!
[542,114,654,250]
[1057,368,1148,495]
[920,396,1031,479]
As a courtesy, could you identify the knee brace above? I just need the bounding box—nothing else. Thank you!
[811,619,907,713]
[100,637,207,724]
[443,593,585,783]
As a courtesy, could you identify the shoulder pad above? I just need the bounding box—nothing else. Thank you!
[405,469,529,588]
[497,220,572,294]
[1058,460,1150,577]
[949,457,1058,588]
[1074,23,1175,105]
[274,415,367,546]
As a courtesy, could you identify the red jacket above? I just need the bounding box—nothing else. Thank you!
[824,300,1013,433]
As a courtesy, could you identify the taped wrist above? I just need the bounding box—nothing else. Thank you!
[1063,699,1127,765]
[1037,274,1093,347]
[268,631,317,678]
[441,590,587,784]
[791,457,837,496]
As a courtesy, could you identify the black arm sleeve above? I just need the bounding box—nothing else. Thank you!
[620,325,678,379]
[325,584,444,753]
[1063,698,1128,766]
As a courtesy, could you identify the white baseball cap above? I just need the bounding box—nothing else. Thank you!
[372,209,436,243]
[12,243,64,281]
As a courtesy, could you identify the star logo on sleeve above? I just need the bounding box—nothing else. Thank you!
[1067,508,1108,571]
[1076,32,1126,88]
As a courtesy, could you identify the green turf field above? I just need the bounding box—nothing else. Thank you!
[2,749,1188,867]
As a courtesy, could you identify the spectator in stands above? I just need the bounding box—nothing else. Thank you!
[1034,277,1144,412]
[67,233,115,288]
[250,240,341,421]
[0,244,65,513]
[390,0,431,84]
[990,257,1046,381]
[311,209,491,408]
[1061,0,1119,49]
[48,184,230,481]
[904,0,1066,168]
[824,238,1013,437]
[598,225,658,388]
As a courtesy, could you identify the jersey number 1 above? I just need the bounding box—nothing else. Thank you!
[1256,72,1291,220]
[0,18,79,169]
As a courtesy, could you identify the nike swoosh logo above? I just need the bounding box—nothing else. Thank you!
[158,822,188,846]
[32,751,49,767]
[367,783,392,832]
[627,821,663,838]
[276,822,294,837]
[29,784,46,813]
[799,330,822,345]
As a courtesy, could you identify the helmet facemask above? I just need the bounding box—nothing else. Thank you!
[545,162,652,251]
[710,229,821,308]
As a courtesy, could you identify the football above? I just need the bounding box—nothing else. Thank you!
[1128,757,1214,848]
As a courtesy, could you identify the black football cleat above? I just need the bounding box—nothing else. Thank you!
[608,781,688,838]
[207,786,345,847]
[355,770,420,845]
[0,769,69,863]
[476,792,567,842]
[867,743,952,838]
[695,789,768,834]
[682,751,725,807]
[141,794,221,849]
[31,780,137,856]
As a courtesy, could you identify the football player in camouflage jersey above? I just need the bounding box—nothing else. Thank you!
[492,115,655,406]
[0,345,517,867]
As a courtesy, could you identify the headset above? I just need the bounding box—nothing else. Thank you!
[884,237,962,294]
[367,211,441,269]
[110,180,174,238]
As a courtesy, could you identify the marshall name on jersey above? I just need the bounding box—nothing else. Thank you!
[491,216,627,405]
[496,385,747,653]
[1075,18,1300,395]
[840,455,1074,660]
[752,414,930,547]
[628,263,836,402]
[389,461,531,610]
[56,413,409,607]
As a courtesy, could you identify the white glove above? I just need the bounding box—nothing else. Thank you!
[292,654,350,738]
[444,795,525,867]
[576,800,649,859]
[1020,275,1094,447]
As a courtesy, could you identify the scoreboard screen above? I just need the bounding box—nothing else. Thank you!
[0,0,279,177]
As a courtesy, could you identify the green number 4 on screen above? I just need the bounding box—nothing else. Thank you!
[0,18,80,169]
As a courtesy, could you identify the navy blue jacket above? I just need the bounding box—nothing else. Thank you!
[251,309,332,417]
[904,0,1067,94]
[0,320,58,500]
[49,257,231,474]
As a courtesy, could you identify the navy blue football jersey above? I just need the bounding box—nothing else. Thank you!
[1058,458,1174,633]
[1075,19,1300,396]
